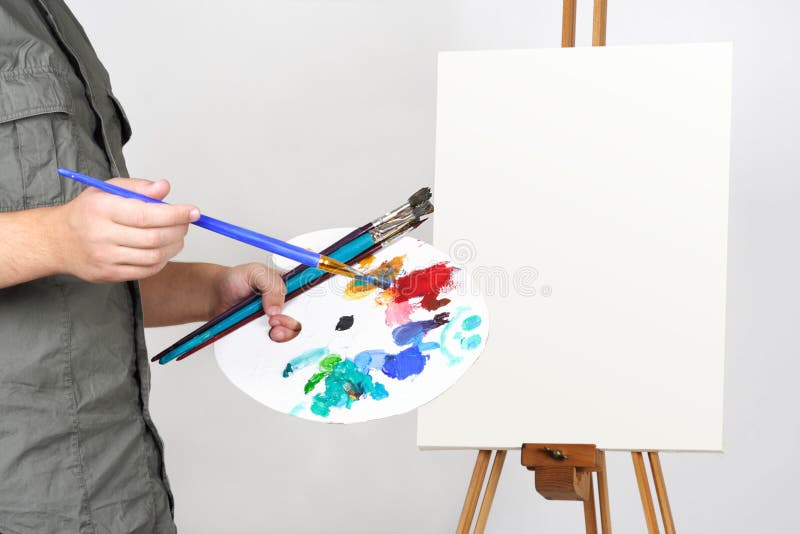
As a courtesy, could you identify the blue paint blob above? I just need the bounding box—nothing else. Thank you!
[462,315,482,331]
[391,313,449,346]
[382,345,429,380]
[354,350,387,372]
[460,334,482,350]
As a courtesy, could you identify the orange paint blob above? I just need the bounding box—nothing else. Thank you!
[344,255,406,300]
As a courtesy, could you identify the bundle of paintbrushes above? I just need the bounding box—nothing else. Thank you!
[152,188,434,364]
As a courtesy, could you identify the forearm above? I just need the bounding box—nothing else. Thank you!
[139,261,226,327]
[0,207,63,288]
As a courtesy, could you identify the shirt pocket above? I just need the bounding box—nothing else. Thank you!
[107,90,132,146]
[0,66,77,212]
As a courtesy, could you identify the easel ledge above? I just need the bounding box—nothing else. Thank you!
[453,2,677,533]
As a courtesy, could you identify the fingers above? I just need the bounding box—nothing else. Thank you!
[114,224,189,249]
[240,264,299,343]
[107,177,171,200]
[247,267,286,313]
[268,314,302,342]
[63,176,198,284]
[110,199,200,228]
[113,240,185,267]
[268,313,301,331]
[96,179,199,229]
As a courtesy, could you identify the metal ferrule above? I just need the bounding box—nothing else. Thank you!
[370,188,433,224]
[369,203,433,242]
[369,218,425,245]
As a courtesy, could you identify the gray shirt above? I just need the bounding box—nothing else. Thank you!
[0,1,175,532]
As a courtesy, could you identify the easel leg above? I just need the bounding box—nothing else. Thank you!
[561,0,577,47]
[596,451,612,534]
[474,450,507,534]
[632,452,660,534]
[648,452,676,534]
[456,450,491,534]
[582,475,598,534]
[592,0,608,46]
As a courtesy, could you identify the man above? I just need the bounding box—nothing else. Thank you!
[0,1,301,532]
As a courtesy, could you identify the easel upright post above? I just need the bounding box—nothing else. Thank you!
[562,0,577,47]
[593,0,608,45]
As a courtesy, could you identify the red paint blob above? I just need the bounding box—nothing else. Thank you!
[390,262,457,309]
[421,293,451,312]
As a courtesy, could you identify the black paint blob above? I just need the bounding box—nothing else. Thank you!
[335,315,355,331]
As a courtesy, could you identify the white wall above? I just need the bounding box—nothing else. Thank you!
[67,1,800,532]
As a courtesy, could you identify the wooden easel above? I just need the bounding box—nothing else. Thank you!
[454,2,677,533]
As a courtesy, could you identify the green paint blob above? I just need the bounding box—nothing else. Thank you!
[319,355,341,372]
[303,355,342,394]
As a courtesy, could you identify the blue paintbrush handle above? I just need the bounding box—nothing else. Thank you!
[57,168,321,268]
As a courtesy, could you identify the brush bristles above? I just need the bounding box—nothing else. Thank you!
[361,275,391,290]
[408,187,432,208]
[412,200,434,219]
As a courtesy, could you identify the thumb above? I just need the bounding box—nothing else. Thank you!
[107,177,171,201]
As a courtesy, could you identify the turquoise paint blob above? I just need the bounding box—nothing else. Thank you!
[462,315,482,331]
[309,358,388,417]
[289,403,306,416]
[439,306,470,366]
[283,347,328,377]
[372,383,389,400]
[460,334,482,350]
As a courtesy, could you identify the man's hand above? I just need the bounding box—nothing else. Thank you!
[140,261,302,340]
[54,178,199,283]
[212,263,302,342]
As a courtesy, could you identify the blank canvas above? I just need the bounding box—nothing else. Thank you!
[417,43,732,451]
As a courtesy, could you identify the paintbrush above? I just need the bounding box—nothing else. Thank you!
[160,217,427,364]
[318,187,432,253]
[152,189,433,363]
[56,168,390,289]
